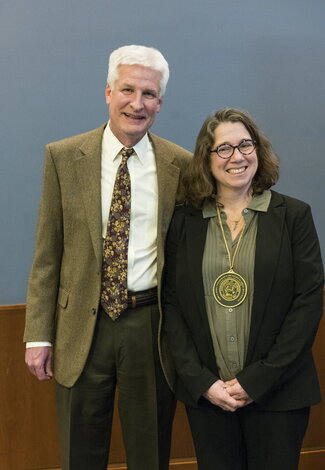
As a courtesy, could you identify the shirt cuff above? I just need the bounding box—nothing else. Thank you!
[26,341,52,348]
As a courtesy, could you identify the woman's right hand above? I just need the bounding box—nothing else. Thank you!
[203,380,239,412]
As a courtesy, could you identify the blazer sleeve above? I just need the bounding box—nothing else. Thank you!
[162,208,218,406]
[24,145,63,342]
[236,200,324,404]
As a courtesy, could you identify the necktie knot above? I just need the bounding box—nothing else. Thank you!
[121,147,134,163]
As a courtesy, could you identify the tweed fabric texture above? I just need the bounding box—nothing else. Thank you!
[101,147,134,320]
[24,125,192,388]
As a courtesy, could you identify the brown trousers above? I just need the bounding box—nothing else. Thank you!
[56,304,175,470]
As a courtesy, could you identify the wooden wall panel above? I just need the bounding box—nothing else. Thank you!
[0,295,324,470]
[0,305,60,470]
[302,290,325,449]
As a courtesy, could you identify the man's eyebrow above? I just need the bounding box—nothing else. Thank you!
[119,82,134,88]
[119,82,159,95]
[143,88,158,94]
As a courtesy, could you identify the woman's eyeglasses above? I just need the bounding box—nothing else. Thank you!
[210,139,256,159]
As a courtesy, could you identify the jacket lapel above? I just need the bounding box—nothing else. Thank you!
[185,208,209,317]
[150,134,181,286]
[185,208,216,358]
[73,125,105,269]
[245,191,286,362]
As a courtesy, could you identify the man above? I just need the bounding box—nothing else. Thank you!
[24,45,192,470]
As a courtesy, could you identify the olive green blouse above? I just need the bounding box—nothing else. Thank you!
[202,190,271,381]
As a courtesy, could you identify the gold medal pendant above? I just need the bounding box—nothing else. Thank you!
[213,269,247,307]
[214,205,248,308]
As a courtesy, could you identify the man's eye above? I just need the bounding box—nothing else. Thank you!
[144,91,157,99]
[122,88,133,94]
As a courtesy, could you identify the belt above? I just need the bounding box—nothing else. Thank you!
[127,287,158,309]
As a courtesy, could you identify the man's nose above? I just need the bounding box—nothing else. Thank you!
[131,92,144,110]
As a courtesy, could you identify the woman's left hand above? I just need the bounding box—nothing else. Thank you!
[225,378,253,407]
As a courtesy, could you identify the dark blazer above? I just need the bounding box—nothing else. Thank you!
[163,190,324,411]
[24,124,192,387]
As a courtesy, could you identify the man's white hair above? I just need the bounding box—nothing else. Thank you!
[107,45,169,97]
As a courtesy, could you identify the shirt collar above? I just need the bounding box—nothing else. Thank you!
[102,123,151,163]
[247,190,271,212]
[202,190,272,219]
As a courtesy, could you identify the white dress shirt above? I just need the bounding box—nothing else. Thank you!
[101,124,158,291]
[27,124,158,348]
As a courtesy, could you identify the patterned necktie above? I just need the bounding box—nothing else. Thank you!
[101,147,134,320]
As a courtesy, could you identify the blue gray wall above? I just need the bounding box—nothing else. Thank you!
[1,0,324,304]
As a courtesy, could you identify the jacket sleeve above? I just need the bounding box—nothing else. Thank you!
[162,208,218,406]
[236,201,324,403]
[24,145,63,343]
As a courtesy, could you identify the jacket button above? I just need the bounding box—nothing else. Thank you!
[92,308,97,315]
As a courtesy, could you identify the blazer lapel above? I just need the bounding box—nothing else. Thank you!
[73,125,105,269]
[185,208,216,357]
[185,209,209,317]
[245,192,286,362]
[150,134,181,286]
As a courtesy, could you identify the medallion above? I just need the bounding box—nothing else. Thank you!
[213,269,247,308]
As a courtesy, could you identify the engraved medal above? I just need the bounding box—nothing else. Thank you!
[214,206,248,308]
[213,269,247,307]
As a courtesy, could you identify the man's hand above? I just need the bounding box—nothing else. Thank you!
[224,378,253,407]
[203,380,239,412]
[25,346,53,381]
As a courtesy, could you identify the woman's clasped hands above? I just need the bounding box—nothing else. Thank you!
[203,378,253,412]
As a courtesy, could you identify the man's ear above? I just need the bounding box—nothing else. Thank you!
[157,97,163,113]
[105,84,112,104]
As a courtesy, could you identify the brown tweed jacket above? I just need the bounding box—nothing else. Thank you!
[24,124,192,387]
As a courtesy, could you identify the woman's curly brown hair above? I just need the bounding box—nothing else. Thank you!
[184,108,279,207]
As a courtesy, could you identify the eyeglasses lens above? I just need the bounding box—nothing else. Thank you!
[217,141,255,158]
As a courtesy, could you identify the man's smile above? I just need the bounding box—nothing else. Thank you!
[122,112,145,120]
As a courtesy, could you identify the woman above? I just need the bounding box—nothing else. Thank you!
[162,108,324,470]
